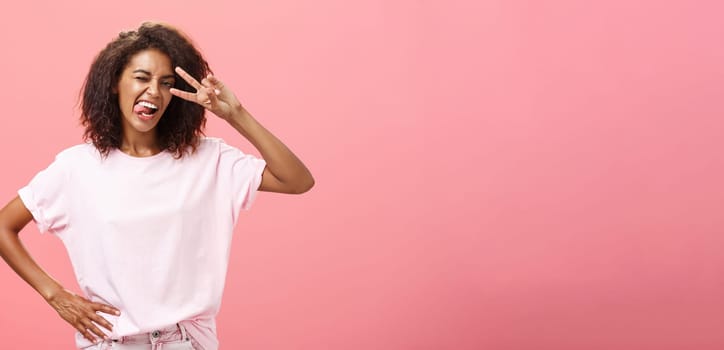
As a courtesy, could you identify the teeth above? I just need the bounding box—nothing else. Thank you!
[137,101,158,109]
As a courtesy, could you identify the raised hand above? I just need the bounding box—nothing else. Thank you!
[46,289,120,344]
[170,66,242,120]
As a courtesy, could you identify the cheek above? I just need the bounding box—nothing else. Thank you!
[117,82,138,103]
[117,93,132,111]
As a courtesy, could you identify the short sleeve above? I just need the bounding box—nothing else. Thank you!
[17,152,71,235]
[217,139,267,216]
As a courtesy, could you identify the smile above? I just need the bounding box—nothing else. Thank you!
[134,100,159,120]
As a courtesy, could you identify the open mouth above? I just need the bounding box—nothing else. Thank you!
[133,100,159,120]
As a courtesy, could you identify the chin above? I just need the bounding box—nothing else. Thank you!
[133,121,160,133]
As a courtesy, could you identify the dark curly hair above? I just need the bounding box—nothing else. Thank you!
[80,22,210,158]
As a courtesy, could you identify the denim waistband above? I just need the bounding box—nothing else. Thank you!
[111,323,189,344]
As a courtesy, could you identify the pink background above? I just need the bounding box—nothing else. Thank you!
[1,0,722,349]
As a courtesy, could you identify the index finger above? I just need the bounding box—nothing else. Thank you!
[93,302,121,316]
[175,66,203,91]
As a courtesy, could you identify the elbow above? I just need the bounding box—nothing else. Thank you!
[292,176,315,194]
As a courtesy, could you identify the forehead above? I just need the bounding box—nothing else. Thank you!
[124,49,173,75]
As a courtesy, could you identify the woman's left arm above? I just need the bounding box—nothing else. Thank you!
[227,107,314,194]
[171,67,314,194]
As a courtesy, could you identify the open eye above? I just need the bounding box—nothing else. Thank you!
[162,81,175,88]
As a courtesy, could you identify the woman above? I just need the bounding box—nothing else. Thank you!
[0,22,314,350]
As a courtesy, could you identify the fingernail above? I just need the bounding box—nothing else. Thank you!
[214,89,221,95]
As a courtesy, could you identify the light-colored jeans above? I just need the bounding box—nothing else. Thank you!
[82,323,201,350]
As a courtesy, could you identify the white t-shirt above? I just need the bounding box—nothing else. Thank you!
[18,137,266,350]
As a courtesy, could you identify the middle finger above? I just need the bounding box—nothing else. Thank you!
[82,318,108,340]
[91,311,114,332]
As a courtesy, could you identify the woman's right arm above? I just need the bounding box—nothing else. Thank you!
[0,196,120,343]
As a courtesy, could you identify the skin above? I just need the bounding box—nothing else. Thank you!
[0,48,314,344]
[115,49,175,156]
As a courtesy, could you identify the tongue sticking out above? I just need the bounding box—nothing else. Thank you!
[134,104,154,115]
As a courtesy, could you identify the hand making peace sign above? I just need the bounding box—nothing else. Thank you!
[170,66,242,120]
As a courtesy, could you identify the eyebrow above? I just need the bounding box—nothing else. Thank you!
[132,69,176,80]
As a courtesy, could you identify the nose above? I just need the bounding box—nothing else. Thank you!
[145,80,161,97]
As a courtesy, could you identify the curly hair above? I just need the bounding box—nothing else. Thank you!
[80,22,211,158]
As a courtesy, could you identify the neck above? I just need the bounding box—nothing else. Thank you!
[120,128,161,157]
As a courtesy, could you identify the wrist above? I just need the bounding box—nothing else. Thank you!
[39,282,64,302]
[227,106,255,130]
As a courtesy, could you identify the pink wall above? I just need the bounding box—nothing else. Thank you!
[1,0,722,349]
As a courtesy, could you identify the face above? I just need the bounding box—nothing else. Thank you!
[115,49,176,135]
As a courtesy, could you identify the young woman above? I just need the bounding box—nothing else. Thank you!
[0,22,314,350]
